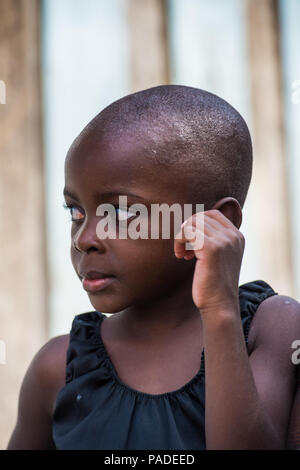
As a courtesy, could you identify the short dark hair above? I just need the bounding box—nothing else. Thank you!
[80,85,253,209]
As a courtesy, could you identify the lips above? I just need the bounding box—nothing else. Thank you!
[79,270,115,293]
[80,270,113,280]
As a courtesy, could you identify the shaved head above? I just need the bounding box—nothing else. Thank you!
[70,85,253,209]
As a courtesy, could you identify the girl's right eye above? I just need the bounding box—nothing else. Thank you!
[63,203,136,223]
[63,203,85,222]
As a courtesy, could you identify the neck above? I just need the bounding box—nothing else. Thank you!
[119,272,201,342]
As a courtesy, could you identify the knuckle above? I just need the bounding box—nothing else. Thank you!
[211,238,223,252]
[207,209,218,216]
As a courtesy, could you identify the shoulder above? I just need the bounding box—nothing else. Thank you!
[7,334,70,449]
[22,333,70,414]
[248,294,300,362]
[247,294,300,449]
[32,334,70,410]
[35,333,70,370]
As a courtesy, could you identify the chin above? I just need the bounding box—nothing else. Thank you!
[87,294,129,314]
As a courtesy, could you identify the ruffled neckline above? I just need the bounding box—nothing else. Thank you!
[96,312,206,399]
[68,280,278,399]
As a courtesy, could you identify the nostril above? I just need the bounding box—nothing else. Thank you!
[73,239,81,252]
[87,246,98,253]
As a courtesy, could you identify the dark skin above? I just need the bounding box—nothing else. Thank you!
[7,129,300,449]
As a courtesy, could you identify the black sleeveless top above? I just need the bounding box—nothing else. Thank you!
[52,280,278,450]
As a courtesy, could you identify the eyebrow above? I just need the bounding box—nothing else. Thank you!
[63,187,148,202]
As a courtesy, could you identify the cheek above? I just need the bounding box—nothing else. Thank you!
[112,238,192,284]
[70,246,80,272]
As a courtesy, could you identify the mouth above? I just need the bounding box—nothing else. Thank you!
[79,270,115,293]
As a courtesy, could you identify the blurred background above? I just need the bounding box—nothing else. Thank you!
[0,0,299,449]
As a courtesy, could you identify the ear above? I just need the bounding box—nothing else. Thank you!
[211,197,243,229]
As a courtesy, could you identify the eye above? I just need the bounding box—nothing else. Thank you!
[114,206,136,222]
[63,203,85,222]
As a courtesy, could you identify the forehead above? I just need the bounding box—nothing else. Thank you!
[65,128,196,204]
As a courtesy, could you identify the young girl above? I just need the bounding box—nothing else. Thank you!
[7,85,300,450]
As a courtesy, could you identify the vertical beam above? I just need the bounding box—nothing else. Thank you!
[126,0,170,92]
[246,0,294,296]
[0,0,48,448]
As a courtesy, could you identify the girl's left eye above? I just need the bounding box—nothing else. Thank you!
[63,203,136,223]
[63,203,84,222]
[115,206,136,221]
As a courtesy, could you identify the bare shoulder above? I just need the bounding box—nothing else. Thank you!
[36,334,70,383]
[248,294,300,358]
[247,293,300,379]
[247,294,300,449]
[34,333,70,410]
[7,334,70,449]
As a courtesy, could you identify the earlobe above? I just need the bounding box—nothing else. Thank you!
[211,197,243,229]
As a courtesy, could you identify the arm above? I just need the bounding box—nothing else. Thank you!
[202,294,300,450]
[174,208,299,449]
[7,335,68,450]
[286,371,300,450]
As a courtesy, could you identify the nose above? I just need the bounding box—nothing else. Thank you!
[72,216,106,254]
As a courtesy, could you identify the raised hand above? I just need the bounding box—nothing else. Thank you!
[174,209,245,314]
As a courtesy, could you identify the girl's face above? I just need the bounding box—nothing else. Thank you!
[64,129,196,313]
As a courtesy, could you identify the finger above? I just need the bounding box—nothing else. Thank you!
[205,209,235,229]
[184,217,218,239]
[188,211,233,238]
[203,215,224,233]
[174,226,204,257]
[183,212,221,236]
[174,224,194,258]
[183,252,195,261]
